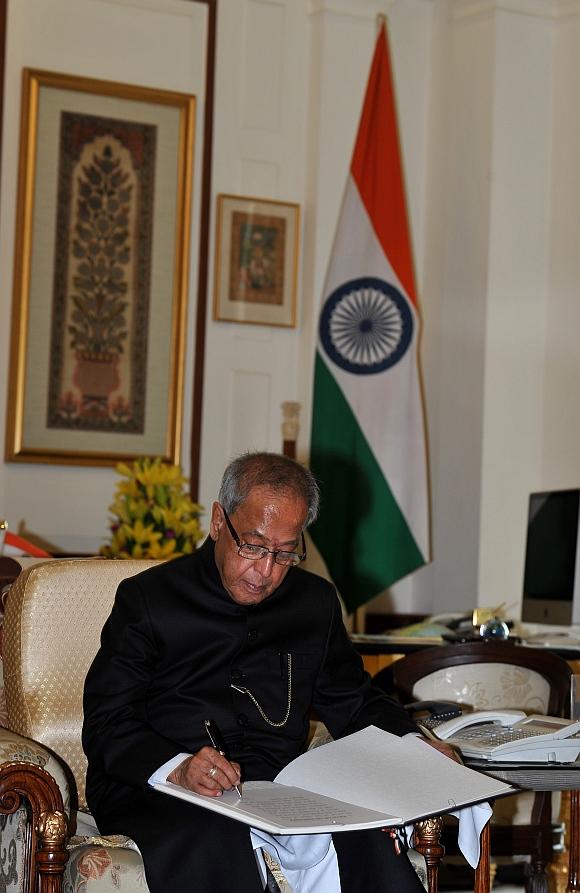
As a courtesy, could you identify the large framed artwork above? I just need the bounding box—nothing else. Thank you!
[5,69,195,467]
[213,194,300,327]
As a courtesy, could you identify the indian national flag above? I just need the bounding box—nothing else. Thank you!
[309,21,430,613]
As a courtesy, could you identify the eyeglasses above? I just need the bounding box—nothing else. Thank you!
[221,507,306,567]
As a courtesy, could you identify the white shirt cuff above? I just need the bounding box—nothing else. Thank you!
[148,752,192,785]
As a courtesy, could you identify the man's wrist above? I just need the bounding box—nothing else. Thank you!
[148,752,192,786]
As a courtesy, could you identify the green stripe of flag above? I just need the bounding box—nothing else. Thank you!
[309,353,424,612]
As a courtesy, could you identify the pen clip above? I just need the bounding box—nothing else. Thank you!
[205,720,221,752]
[204,719,243,800]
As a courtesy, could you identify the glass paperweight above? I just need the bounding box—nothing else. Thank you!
[479,618,510,640]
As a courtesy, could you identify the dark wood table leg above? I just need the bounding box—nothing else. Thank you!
[474,821,490,893]
[568,790,580,893]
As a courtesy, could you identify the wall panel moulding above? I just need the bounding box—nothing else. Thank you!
[451,0,563,21]
[308,0,393,21]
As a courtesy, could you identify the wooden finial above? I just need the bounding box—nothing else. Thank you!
[281,401,301,460]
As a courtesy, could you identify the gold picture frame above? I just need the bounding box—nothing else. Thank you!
[6,69,195,467]
[213,194,300,327]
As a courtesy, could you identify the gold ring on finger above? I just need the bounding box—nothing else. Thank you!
[208,765,218,779]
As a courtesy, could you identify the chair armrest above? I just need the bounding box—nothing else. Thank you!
[0,726,71,813]
[413,816,445,893]
[0,760,69,891]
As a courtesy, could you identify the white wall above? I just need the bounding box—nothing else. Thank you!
[477,5,554,616]
[0,0,209,551]
[545,10,580,486]
[2,0,580,623]
[419,1,496,614]
[199,0,310,515]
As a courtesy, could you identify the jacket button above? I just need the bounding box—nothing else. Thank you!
[247,629,258,642]
[237,713,248,726]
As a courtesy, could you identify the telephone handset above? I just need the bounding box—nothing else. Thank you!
[405,700,463,730]
[435,709,527,738]
[433,709,580,763]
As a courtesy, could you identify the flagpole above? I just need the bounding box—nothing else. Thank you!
[352,13,386,638]
[281,401,300,460]
[353,605,366,633]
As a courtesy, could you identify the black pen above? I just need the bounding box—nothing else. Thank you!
[205,719,242,797]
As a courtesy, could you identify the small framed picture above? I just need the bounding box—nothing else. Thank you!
[213,194,300,327]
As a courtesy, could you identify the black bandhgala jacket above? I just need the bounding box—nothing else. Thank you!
[82,536,419,819]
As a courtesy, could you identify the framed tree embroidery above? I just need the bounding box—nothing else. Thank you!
[6,69,195,466]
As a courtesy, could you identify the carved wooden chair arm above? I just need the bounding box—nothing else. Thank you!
[0,726,70,811]
[413,815,444,893]
[0,760,69,893]
[413,811,492,893]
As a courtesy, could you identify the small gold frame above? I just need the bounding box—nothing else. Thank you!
[213,193,300,327]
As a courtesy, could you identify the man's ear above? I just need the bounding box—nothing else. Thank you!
[209,502,223,541]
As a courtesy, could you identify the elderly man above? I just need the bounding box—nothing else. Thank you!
[83,452,453,892]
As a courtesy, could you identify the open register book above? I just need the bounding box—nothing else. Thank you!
[151,725,513,835]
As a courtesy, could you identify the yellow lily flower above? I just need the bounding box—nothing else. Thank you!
[101,457,204,560]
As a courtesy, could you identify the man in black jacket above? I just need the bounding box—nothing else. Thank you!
[83,451,452,892]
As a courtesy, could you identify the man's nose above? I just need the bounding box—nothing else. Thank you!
[257,551,276,577]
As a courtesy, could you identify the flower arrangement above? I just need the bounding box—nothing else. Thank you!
[100,457,204,559]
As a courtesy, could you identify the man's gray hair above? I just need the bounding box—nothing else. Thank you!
[218,452,320,527]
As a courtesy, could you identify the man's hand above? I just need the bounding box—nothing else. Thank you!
[167,747,242,797]
[419,736,463,763]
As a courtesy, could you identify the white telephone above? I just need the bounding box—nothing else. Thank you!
[432,709,580,763]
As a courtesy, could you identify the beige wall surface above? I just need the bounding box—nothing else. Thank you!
[2,0,580,622]
[0,0,209,549]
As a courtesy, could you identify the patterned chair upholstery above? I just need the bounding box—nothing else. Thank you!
[376,641,572,893]
[0,558,161,892]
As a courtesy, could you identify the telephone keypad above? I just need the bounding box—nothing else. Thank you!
[458,727,562,746]
[435,713,580,762]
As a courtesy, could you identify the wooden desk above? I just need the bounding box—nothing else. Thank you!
[417,761,580,893]
[465,760,580,893]
[355,636,580,891]
[351,634,580,675]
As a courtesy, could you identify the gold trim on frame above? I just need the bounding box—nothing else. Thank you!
[6,69,195,467]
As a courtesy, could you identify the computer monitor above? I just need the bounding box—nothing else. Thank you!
[521,488,580,625]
